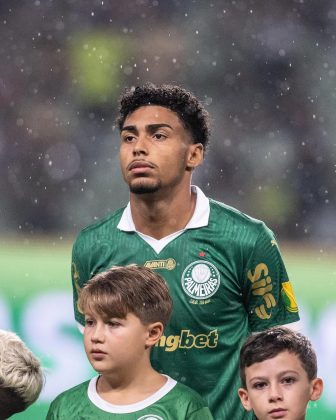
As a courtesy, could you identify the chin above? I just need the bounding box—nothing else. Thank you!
[129,181,161,194]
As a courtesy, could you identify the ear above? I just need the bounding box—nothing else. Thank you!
[186,143,204,171]
[238,388,253,411]
[310,378,323,401]
[145,322,164,348]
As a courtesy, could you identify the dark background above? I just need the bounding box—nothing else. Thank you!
[1,0,335,245]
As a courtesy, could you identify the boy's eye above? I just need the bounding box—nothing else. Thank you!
[107,320,121,327]
[282,376,296,385]
[85,319,94,326]
[252,381,267,390]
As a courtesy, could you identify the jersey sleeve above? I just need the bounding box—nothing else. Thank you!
[187,406,214,420]
[71,235,89,327]
[46,400,61,420]
[243,223,300,332]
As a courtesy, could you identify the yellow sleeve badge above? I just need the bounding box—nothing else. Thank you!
[281,281,299,313]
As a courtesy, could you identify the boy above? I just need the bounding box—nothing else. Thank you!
[238,327,323,420]
[47,265,213,419]
[0,329,44,419]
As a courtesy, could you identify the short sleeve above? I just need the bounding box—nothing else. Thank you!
[187,406,214,420]
[243,223,300,332]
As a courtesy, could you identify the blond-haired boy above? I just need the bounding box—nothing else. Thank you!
[47,265,213,419]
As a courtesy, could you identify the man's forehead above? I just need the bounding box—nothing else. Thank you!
[123,105,181,126]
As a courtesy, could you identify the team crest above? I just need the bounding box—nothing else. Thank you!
[137,416,164,420]
[181,260,220,300]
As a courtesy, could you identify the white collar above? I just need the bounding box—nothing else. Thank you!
[87,375,177,413]
[117,185,209,233]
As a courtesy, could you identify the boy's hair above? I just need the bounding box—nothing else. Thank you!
[0,330,44,418]
[116,83,211,151]
[78,264,173,327]
[239,327,317,388]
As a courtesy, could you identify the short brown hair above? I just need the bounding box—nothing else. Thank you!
[239,327,317,389]
[78,265,173,327]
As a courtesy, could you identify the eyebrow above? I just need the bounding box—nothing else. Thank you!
[121,123,173,133]
[248,370,299,383]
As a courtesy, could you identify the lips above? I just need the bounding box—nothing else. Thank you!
[91,348,107,356]
[268,408,287,418]
[128,160,154,171]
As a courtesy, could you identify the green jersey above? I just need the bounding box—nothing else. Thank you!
[46,375,213,419]
[72,187,299,420]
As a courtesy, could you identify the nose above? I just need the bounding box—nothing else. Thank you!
[132,134,148,156]
[268,383,283,402]
[91,323,105,343]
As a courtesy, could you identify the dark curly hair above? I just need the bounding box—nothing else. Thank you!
[239,326,318,389]
[116,83,211,151]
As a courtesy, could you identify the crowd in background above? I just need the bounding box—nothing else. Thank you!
[1,0,335,244]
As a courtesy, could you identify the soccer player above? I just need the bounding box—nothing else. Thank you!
[0,329,44,419]
[48,265,213,419]
[71,83,300,419]
[238,326,323,420]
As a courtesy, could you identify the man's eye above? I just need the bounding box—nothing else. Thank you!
[122,135,135,142]
[153,133,166,140]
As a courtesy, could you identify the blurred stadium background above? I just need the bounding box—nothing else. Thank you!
[0,1,335,418]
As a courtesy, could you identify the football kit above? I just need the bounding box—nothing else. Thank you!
[46,375,212,419]
[72,186,299,420]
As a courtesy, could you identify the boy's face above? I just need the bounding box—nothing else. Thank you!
[238,350,323,420]
[83,310,162,376]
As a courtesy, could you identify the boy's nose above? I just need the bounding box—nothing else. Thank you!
[91,325,105,342]
[268,384,283,402]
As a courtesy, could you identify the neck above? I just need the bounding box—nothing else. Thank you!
[130,184,196,239]
[97,365,166,405]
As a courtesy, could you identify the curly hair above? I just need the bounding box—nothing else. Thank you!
[116,83,211,151]
[239,326,317,389]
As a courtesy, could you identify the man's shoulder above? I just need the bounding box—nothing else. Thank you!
[208,198,266,230]
[75,207,125,243]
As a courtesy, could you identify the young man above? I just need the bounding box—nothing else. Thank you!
[238,327,323,420]
[49,265,213,419]
[71,83,300,419]
[0,329,44,419]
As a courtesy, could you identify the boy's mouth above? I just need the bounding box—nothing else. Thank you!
[268,408,287,418]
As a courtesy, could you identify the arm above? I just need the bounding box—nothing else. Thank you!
[243,224,300,332]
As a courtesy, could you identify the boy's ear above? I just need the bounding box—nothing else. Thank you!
[238,388,253,412]
[145,322,164,348]
[310,378,323,401]
[186,143,204,171]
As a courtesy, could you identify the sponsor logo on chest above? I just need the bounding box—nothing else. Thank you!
[144,258,176,270]
[181,260,220,300]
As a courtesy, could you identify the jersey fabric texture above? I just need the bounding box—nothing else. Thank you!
[71,187,299,420]
[46,375,213,419]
